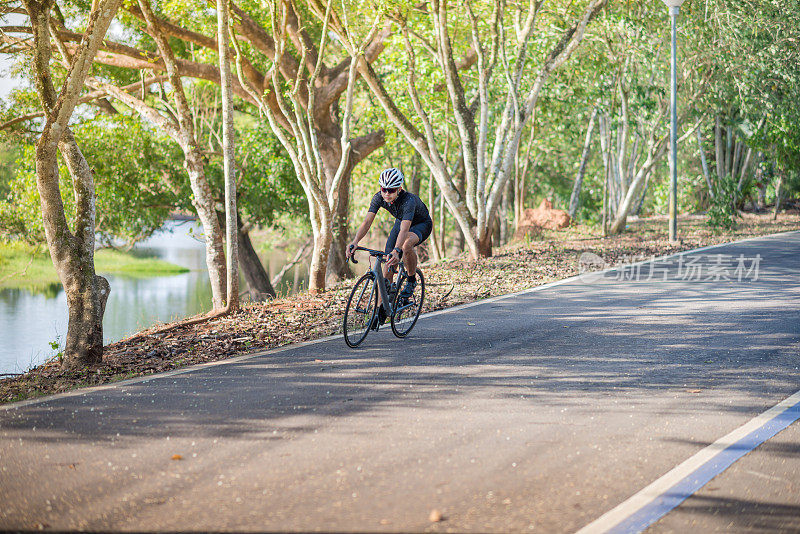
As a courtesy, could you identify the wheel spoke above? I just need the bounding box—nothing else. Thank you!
[344,274,376,347]
[391,269,424,338]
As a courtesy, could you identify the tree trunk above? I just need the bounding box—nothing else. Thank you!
[499,179,511,245]
[309,226,333,292]
[608,150,663,234]
[25,0,122,368]
[64,271,110,369]
[736,143,755,192]
[438,185,446,257]
[327,210,352,283]
[635,171,651,216]
[456,167,466,253]
[516,127,535,232]
[133,0,229,310]
[237,220,276,301]
[428,173,442,262]
[569,105,598,219]
[57,135,112,369]
[715,115,726,181]
[725,126,734,180]
[697,126,714,199]
[756,161,767,210]
[773,170,783,220]
[477,231,492,258]
[185,155,227,309]
[325,159,353,283]
[218,0,238,309]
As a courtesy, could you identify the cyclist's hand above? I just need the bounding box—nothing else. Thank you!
[387,249,400,267]
[346,243,356,259]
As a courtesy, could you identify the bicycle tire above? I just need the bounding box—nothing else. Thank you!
[390,268,424,338]
[343,272,377,348]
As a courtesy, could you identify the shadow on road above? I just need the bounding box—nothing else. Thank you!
[2,233,799,450]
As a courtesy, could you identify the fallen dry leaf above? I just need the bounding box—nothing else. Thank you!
[171,454,183,461]
[3,213,798,404]
[429,509,443,522]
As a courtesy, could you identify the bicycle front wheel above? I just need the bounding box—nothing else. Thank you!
[391,269,425,338]
[343,273,377,348]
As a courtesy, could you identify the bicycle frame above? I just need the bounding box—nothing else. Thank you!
[373,256,394,317]
[344,245,423,346]
[350,246,403,317]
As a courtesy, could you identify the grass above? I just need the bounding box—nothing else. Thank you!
[0,241,188,289]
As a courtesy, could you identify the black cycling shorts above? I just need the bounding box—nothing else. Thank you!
[385,219,433,253]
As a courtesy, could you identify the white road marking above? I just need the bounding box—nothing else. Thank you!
[575,389,800,534]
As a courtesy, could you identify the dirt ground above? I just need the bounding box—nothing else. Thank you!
[2,212,799,404]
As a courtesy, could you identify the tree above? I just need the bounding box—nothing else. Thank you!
[349,0,607,257]
[83,0,229,309]
[227,0,389,289]
[33,0,390,290]
[218,0,239,309]
[21,0,122,368]
[585,2,706,234]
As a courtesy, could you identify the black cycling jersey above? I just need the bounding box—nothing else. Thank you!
[368,190,432,226]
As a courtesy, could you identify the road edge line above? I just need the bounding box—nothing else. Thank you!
[575,389,800,534]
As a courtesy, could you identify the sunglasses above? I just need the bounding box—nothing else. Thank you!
[381,187,399,194]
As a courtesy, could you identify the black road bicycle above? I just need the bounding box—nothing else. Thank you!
[343,246,425,348]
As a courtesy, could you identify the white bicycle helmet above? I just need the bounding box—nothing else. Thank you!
[379,167,404,189]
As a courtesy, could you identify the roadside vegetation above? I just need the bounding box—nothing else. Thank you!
[0,0,798,374]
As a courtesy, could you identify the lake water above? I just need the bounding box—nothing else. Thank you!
[0,220,308,375]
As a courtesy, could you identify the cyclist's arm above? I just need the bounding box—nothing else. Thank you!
[347,212,376,256]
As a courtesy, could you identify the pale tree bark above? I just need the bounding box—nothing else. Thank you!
[80,0,230,310]
[715,115,726,181]
[697,125,714,199]
[737,116,766,192]
[608,122,701,234]
[773,169,783,220]
[230,0,387,291]
[597,14,709,234]
[218,0,239,309]
[6,0,389,290]
[228,0,388,290]
[86,1,277,303]
[427,173,442,262]
[568,103,599,219]
[350,0,606,258]
[23,0,122,369]
[709,113,764,204]
[515,125,535,232]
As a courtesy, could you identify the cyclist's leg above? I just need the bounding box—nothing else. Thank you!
[384,219,402,281]
[401,221,432,276]
[400,232,420,275]
[372,219,402,324]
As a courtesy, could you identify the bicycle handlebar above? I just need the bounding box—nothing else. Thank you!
[348,245,389,264]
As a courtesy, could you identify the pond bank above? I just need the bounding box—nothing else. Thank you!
[2,212,799,404]
[0,242,188,290]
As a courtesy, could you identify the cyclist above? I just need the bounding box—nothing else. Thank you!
[346,167,433,328]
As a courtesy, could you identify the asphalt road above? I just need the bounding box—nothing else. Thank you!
[1,231,799,533]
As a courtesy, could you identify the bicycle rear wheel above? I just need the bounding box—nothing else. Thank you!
[343,273,377,347]
[391,269,424,338]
